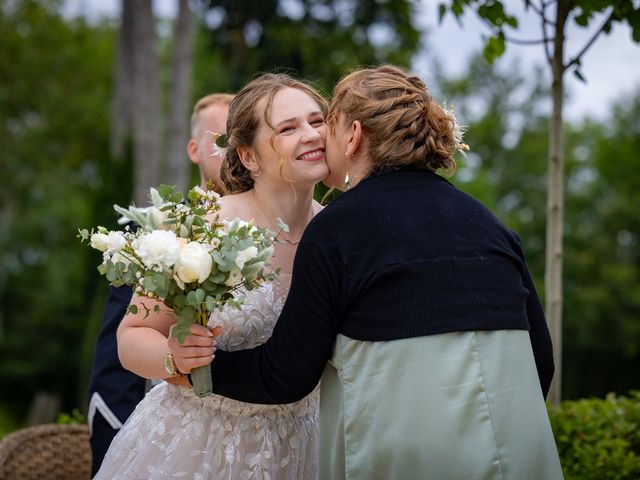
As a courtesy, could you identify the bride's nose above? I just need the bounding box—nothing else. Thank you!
[300,122,322,142]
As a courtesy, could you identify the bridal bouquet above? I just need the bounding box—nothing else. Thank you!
[79,184,278,396]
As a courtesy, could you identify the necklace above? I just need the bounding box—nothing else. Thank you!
[251,190,308,246]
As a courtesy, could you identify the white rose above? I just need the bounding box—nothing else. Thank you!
[132,230,181,269]
[235,246,258,269]
[225,268,242,286]
[174,242,213,284]
[106,231,127,252]
[90,233,109,252]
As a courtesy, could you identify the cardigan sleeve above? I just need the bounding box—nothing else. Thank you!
[522,265,555,399]
[209,234,342,404]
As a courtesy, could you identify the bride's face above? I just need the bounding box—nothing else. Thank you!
[251,87,328,189]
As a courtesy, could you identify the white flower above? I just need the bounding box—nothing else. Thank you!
[93,230,126,255]
[90,232,110,252]
[225,268,242,286]
[210,237,221,249]
[235,246,258,269]
[132,230,181,269]
[106,231,127,252]
[174,242,213,284]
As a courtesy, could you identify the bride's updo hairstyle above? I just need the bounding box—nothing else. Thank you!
[327,64,463,174]
[220,73,328,193]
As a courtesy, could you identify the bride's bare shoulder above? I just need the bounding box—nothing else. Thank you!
[218,191,252,221]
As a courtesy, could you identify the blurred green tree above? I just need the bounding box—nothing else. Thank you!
[192,0,421,94]
[439,0,640,404]
[0,0,126,419]
[437,54,640,399]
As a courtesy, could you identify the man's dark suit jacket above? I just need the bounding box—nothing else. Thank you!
[87,282,146,476]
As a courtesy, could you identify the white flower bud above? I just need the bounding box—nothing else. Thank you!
[90,233,110,252]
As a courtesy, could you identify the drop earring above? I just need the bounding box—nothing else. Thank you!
[344,151,351,190]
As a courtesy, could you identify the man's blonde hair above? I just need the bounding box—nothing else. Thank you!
[190,93,235,135]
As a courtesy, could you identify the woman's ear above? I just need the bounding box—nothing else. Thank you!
[346,120,363,158]
[237,146,260,173]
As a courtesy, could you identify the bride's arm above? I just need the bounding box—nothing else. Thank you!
[116,295,178,380]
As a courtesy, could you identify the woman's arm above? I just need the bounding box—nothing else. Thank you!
[208,233,342,404]
[523,266,555,398]
[116,295,180,380]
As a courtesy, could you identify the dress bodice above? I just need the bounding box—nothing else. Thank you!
[207,275,291,351]
[93,274,319,480]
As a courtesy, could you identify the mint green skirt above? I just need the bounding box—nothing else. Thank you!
[319,330,563,480]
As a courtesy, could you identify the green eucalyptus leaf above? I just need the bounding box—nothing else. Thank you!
[171,323,191,343]
[158,184,175,199]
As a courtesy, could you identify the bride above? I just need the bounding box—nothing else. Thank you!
[93,73,328,479]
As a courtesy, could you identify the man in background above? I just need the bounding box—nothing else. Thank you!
[87,93,233,476]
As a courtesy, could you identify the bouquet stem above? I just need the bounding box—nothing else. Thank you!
[191,363,213,397]
[191,306,213,397]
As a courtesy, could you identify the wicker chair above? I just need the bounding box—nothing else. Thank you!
[0,424,91,480]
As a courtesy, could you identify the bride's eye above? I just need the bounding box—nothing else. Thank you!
[278,125,295,134]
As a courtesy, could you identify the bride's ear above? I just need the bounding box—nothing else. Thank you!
[237,146,260,174]
[346,120,364,159]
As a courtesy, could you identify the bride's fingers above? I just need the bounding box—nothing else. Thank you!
[189,324,214,336]
[174,353,214,373]
[168,334,214,349]
[172,345,215,359]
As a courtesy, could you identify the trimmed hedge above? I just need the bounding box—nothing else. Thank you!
[549,391,640,479]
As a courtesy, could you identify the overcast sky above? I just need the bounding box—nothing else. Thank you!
[63,0,640,121]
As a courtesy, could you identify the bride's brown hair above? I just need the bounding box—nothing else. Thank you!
[220,73,328,193]
[327,65,460,174]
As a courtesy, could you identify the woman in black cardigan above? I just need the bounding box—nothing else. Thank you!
[171,65,563,479]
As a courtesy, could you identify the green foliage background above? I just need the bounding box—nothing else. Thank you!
[0,0,638,434]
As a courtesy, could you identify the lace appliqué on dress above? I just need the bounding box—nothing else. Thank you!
[94,280,319,480]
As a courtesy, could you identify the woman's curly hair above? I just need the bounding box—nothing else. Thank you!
[327,64,465,175]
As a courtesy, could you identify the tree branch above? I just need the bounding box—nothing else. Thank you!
[504,35,551,45]
[565,9,616,72]
[540,0,553,64]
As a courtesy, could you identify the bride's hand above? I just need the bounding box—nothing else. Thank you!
[167,324,222,375]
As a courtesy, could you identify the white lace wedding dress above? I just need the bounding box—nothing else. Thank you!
[94,277,319,480]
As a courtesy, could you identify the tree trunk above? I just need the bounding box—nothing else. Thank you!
[131,0,161,206]
[165,0,194,194]
[110,0,134,159]
[545,2,569,405]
